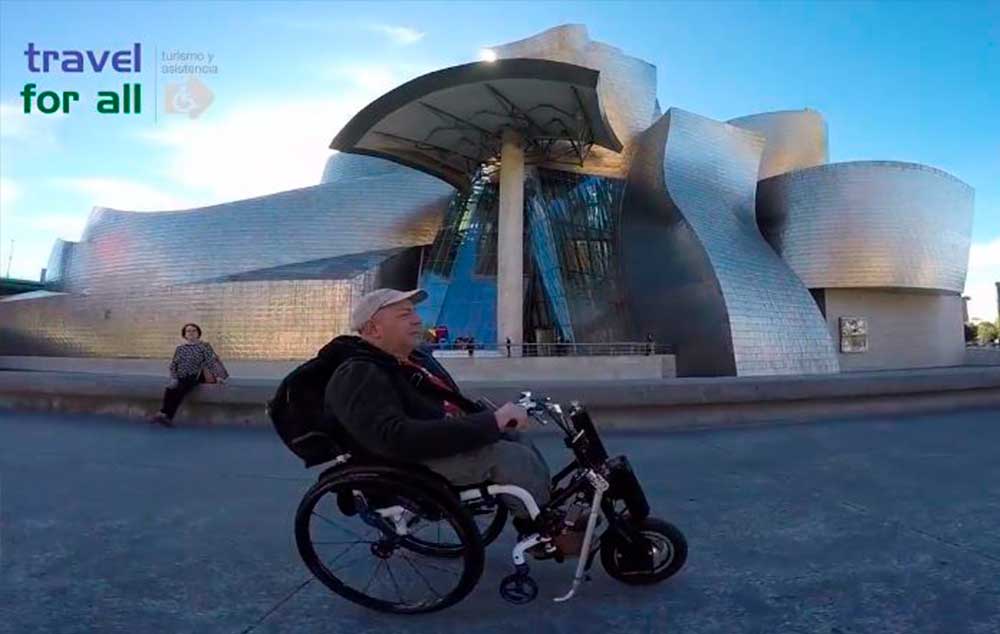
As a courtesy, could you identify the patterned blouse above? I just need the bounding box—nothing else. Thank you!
[169,341,230,380]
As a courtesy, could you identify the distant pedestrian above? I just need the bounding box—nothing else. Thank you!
[150,323,229,427]
[506,337,512,357]
[645,333,655,356]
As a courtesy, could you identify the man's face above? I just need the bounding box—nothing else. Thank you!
[369,300,424,353]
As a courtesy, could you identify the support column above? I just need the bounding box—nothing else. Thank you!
[498,127,524,356]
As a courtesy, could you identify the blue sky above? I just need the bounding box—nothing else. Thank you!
[1,0,997,319]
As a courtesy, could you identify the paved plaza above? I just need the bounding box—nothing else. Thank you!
[1,407,998,633]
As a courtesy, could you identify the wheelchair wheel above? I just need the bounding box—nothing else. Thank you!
[600,517,687,585]
[295,470,485,614]
[400,496,508,558]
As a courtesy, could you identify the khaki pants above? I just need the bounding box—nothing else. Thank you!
[420,431,551,518]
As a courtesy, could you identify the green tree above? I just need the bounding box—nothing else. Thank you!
[976,321,999,346]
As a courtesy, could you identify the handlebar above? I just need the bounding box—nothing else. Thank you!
[514,391,608,466]
[483,391,576,434]
[517,391,581,436]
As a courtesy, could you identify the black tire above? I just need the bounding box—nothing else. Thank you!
[600,517,687,585]
[401,497,508,558]
[295,470,485,614]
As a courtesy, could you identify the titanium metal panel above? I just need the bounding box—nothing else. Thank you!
[0,247,422,359]
[44,239,74,287]
[56,168,451,293]
[320,152,417,184]
[0,155,450,359]
[756,161,974,292]
[727,110,829,180]
[0,276,377,359]
[621,108,839,377]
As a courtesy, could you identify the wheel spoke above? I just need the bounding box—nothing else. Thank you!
[362,560,384,594]
[312,510,367,541]
[328,553,368,574]
[402,554,462,576]
[404,517,461,546]
[322,538,367,572]
[384,561,407,605]
[399,553,443,599]
[304,483,480,610]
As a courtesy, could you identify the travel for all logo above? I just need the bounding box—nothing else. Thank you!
[20,42,143,114]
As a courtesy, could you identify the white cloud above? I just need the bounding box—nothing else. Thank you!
[139,98,356,204]
[322,61,434,93]
[27,213,89,241]
[322,63,406,93]
[0,100,64,145]
[964,236,1000,322]
[274,18,424,45]
[2,178,186,251]
[55,178,194,212]
[365,24,425,45]
[137,64,424,205]
[0,177,19,212]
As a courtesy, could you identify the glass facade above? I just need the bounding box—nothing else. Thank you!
[418,166,628,345]
[418,171,501,344]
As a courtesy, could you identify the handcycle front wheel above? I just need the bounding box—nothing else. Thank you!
[599,517,688,585]
[295,471,485,614]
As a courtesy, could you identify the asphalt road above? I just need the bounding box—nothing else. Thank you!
[1,407,998,634]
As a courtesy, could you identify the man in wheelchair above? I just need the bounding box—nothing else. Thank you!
[323,288,585,556]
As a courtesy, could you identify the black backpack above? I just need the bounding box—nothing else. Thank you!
[267,337,481,468]
[267,355,347,467]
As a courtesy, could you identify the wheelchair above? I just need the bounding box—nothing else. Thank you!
[291,392,688,614]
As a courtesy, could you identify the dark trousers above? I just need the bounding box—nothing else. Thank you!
[160,375,203,419]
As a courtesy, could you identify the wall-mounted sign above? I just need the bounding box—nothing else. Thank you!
[839,317,868,353]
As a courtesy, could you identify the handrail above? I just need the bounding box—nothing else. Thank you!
[424,341,673,357]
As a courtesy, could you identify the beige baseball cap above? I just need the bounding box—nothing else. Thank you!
[350,288,428,332]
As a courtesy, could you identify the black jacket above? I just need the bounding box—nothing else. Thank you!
[322,336,501,461]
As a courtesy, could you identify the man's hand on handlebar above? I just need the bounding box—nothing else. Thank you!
[493,402,530,431]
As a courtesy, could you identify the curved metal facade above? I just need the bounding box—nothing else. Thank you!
[756,161,974,292]
[621,108,839,376]
[727,109,829,180]
[0,25,976,374]
[0,276,384,358]
[320,152,427,184]
[44,239,74,286]
[490,24,658,178]
[0,157,452,359]
[57,167,451,293]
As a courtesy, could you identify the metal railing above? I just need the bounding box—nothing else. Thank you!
[424,341,674,357]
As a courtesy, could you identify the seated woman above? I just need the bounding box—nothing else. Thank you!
[150,323,229,427]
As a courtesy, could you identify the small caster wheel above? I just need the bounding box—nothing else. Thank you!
[500,573,539,604]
